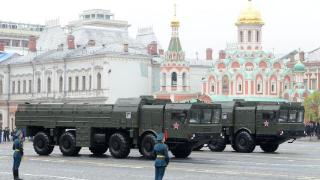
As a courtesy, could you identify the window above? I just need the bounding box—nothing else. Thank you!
[37,78,41,93]
[289,111,297,122]
[68,77,72,92]
[222,75,229,94]
[171,72,177,86]
[23,80,26,93]
[311,79,317,90]
[97,14,104,19]
[237,81,242,93]
[59,77,63,92]
[162,73,166,86]
[182,73,186,86]
[212,109,221,124]
[0,80,2,94]
[262,112,276,121]
[91,14,95,18]
[190,109,214,124]
[297,111,304,123]
[47,77,51,93]
[303,79,308,88]
[22,40,28,48]
[89,75,92,90]
[28,80,32,93]
[12,81,15,94]
[257,80,263,93]
[17,81,21,94]
[271,82,276,93]
[240,31,243,43]
[279,110,288,123]
[84,15,90,19]
[97,73,101,90]
[211,85,215,93]
[75,76,79,91]
[82,76,86,91]
[171,112,187,124]
[248,30,252,42]
[256,30,260,42]
[12,40,20,47]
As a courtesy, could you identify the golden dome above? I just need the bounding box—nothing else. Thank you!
[236,0,264,25]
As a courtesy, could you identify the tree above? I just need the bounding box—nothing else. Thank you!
[304,91,320,123]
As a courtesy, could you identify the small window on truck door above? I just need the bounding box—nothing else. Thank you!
[171,112,187,124]
[262,112,276,121]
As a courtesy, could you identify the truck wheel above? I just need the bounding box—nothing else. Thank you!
[235,131,255,153]
[109,133,130,159]
[208,138,226,152]
[33,132,54,155]
[193,144,204,151]
[139,134,156,159]
[89,145,109,156]
[171,145,192,158]
[260,143,279,153]
[59,132,79,156]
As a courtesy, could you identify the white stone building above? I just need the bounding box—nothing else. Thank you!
[0,9,161,130]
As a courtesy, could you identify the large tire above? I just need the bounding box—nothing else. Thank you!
[171,144,192,158]
[33,132,54,155]
[260,143,279,153]
[109,132,130,159]
[89,145,109,156]
[193,144,204,151]
[139,134,156,159]
[234,131,256,153]
[208,138,226,152]
[59,132,79,156]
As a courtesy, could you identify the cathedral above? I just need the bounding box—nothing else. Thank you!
[156,0,315,103]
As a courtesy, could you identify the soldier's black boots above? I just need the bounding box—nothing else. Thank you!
[13,169,23,180]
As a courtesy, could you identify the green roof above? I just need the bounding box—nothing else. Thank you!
[168,37,182,52]
[294,62,305,72]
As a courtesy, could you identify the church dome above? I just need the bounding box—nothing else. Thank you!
[294,61,305,72]
[236,0,264,25]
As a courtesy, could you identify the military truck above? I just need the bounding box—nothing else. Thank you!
[15,96,222,159]
[203,101,305,153]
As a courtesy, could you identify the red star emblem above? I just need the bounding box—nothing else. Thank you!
[264,120,269,127]
[173,122,179,130]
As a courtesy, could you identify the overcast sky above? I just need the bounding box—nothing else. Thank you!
[1,0,319,58]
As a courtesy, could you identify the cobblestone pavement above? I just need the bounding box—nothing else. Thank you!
[0,140,320,180]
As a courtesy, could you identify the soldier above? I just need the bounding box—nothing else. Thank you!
[12,129,24,180]
[0,127,2,143]
[154,132,169,180]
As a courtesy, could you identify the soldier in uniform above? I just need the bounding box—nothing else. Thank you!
[154,132,169,180]
[12,129,24,180]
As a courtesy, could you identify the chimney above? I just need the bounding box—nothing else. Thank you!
[159,49,164,55]
[123,43,129,53]
[299,51,305,61]
[206,48,213,60]
[219,50,226,60]
[67,34,75,49]
[0,42,4,51]
[147,41,158,55]
[28,35,37,52]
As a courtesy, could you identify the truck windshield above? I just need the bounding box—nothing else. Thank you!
[190,109,215,124]
[212,109,221,124]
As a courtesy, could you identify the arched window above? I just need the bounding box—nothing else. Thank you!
[23,80,26,93]
[256,30,260,42]
[240,31,243,43]
[182,73,186,86]
[271,81,276,93]
[162,73,166,86]
[18,81,21,94]
[236,77,243,94]
[89,75,92,90]
[82,76,86,91]
[28,80,32,93]
[47,77,51,93]
[68,77,72,92]
[248,30,252,42]
[171,72,177,86]
[222,75,229,94]
[75,76,79,91]
[12,81,15,94]
[211,84,215,93]
[97,73,102,90]
[257,80,263,93]
[59,77,63,92]
[37,78,41,93]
